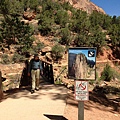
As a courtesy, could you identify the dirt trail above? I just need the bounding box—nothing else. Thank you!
[64,91,120,120]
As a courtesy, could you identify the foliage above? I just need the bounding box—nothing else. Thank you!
[32,42,44,53]
[1,54,10,64]
[12,53,25,63]
[0,0,24,17]
[101,64,113,82]
[59,27,71,45]
[38,14,54,36]
[89,26,106,54]
[0,17,34,52]
[0,0,120,58]
[55,10,69,27]
[108,24,120,47]
[69,9,90,33]
[52,44,65,61]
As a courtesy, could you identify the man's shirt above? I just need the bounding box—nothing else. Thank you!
[28,59,43,72]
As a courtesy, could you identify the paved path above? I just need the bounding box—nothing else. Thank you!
[0,82,68,120]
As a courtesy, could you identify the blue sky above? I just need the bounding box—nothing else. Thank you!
[69,49,96,61]
[91,0,120,17]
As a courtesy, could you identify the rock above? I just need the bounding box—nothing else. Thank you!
[23,9,36,21]
[46,52,53,62]
[41,46,52,53]
[54,68,58,71]
[67,10,72,17]
[67,83,74,91]
[29,20,38,26]
[0,51,3,55]
[65,0,106,14]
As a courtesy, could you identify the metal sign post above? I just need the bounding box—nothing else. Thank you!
[78,101,84,120]
[75,80,89,120]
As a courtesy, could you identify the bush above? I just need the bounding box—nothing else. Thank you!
[100,64,113,82]
[32,42,44,53]
[1,54,10,64]
[12,53,25,63]
[59,27,71,45]
[55,10,69,27]
[52,44,65,61]
[38,15,54,36]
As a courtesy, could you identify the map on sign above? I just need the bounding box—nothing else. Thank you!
[68,47,96,80]
[75,81,89,101]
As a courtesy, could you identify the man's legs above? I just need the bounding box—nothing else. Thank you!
[35,69,40,90]
[31,70,36,91]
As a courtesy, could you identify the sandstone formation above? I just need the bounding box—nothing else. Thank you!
[64,0,105,14]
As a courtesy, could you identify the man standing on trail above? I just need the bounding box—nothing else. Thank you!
[28,54,43,94]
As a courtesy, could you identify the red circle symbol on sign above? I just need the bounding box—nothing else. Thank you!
[79,82,86,90]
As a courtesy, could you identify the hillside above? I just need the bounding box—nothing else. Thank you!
[0,0,120,89]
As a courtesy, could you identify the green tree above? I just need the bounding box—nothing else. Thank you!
[70,9,90,33]
[0,0,24,17]
[101,64,113,82]
[55,10,69,27]
[0,17,34,52]
[108,24,120,47]
[52,44,65,61]
[90,26,106,54]
[38,14,54,36]
[59,27,71,45]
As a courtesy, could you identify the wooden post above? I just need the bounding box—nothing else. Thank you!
[0,71,3,100]
[78,101,84,120]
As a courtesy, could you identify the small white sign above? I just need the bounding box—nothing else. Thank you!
[75,81,89,101]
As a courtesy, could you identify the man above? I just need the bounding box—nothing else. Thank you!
[28,54,43,94]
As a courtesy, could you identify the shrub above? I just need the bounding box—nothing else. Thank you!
[32,42,44,53]
[52,44,65,61]
[38,15,54,36]
[55,10,69,27]
[12,53,25,63]
[100,64,113,82]
[1,54,10,64]
[59,27,71,45]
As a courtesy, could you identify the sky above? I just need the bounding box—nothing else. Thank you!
[91,0,120,17]
[69,48,96,61]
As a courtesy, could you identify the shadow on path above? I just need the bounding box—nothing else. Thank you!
[1,80,67,103]
[66,90,120,113]
[44,114,68,120]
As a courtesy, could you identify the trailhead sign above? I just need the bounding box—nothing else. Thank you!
[75,81,89,101]
[68,47,96,120]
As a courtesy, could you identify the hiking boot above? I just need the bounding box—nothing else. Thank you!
[35,88,39,91]
[31,90,35,94]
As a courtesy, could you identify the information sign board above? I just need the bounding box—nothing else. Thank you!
[75,81,89,101]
